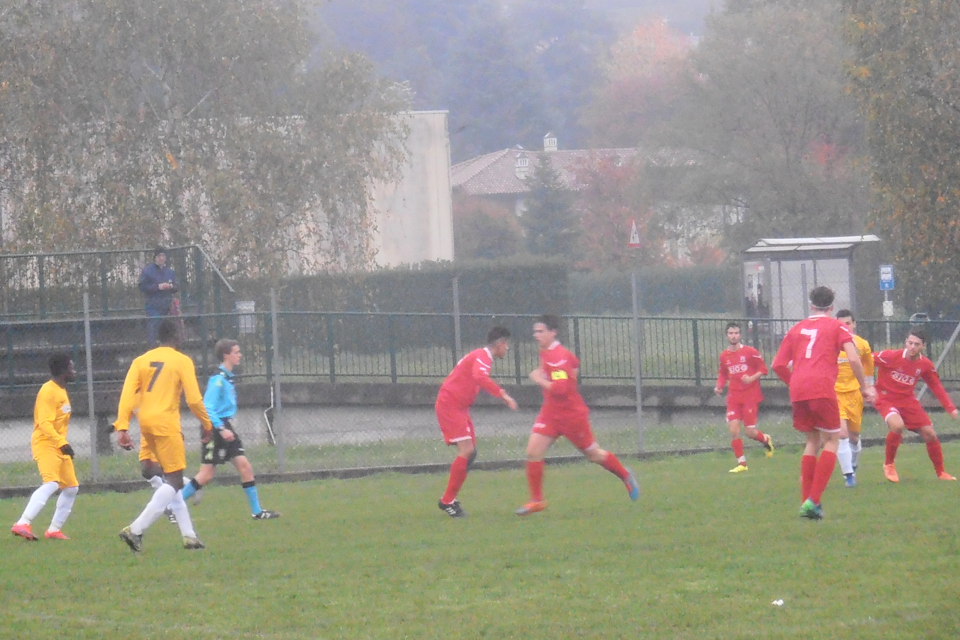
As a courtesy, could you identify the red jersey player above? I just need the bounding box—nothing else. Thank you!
[515,315,639,516]
[714,321,773,473]
[436,326,517,517]
[772,286,876,520]
[875,328,959,483]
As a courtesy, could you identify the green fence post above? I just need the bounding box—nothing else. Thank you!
[388,314,398,384]
[100,253,109,314]
[692,318,702,386]
[38,256,45,319]
[6,327,13,390]
[264,312,273,387]
[326,314,336,384]
[514,334,523,386]
[213,276,223,337]
[572,316,581,361]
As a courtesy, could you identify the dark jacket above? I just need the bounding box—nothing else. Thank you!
[139,263,178,314]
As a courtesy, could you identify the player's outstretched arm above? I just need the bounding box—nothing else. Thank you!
[844,342,876,403]
[922,368,957,414]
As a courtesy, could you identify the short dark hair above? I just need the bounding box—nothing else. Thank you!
[215,338,239,361]
[48,352,73,377]
[486,326,511,344]
[157,317,181,345]
[836,309,854,321]
[909,327,928,344]
[536,314,562,332]
[153,247,167,258]
[725,321,741,332]
[810,286,835,310]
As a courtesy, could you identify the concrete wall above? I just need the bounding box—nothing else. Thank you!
[371,111,454,267]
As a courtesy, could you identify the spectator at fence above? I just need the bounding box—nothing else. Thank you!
[876,328,959,483]
[772,286,875,521]
[516,314,640,516]
[714,321,774,474]
[139,247,178,345]
[435,326,518,518]
[115,317,213,552]
[11,353,79,541]
[179,338,280,520]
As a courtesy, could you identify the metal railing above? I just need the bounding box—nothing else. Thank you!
[0,245,234,319]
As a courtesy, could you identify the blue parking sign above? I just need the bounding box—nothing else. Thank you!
[880,264,895,291]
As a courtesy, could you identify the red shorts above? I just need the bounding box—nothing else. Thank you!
[435,399,475,445]
[726,400,759,426]
[791,397,841,433]
[532,412,596,451]
[874,398,932,432]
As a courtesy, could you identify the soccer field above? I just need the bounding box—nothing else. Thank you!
[2,443,959,639]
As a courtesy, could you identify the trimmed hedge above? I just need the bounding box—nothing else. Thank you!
[568,266,741,314]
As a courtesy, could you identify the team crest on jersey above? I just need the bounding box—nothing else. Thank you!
[740,356,745,362]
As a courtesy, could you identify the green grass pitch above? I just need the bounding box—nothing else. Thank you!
[2,443,960,639]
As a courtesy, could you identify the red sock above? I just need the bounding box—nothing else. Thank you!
[749,430,767,444]
[441,456,469,504]
[885,431,903,465]
[800,455,817,502]
[527,460,545,502]
[600,452,629,480]
[809,450,837,504]
[926,439,945,476]
[731,438,745,460]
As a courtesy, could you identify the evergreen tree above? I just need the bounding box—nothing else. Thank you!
[520,153,578,258]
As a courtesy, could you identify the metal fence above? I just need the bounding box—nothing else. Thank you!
[0,245,234,319]
[2,301,959,490]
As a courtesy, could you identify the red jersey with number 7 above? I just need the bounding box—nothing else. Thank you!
[772,315,854,402]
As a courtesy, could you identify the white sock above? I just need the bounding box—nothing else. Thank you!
[167,491,197,539]
[837,438,854,475]
[147,476,164,490]
[130,484,176,535]
[18,482,59,525]
[48,486,78,532]
[851,439,862,470]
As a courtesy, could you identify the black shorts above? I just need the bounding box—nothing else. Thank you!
[201,419,245,466]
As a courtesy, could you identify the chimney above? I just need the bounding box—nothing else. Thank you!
[543,132,557,153]
[515,152,529,179]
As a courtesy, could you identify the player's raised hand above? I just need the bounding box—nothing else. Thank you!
[502,393,518,411]
[951,409,959,420]
[713,386,723,396]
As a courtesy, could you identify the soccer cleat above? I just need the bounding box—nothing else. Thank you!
[44,530,70,540]
[938,471,957,481]
[119,526,143,553]
[624,470,640,501]
[844,472,857,488]
[182,536,206,550]
[11,523,38,541]
[764,434,775,457]
[438,500,466,518]
[252,510,281,520]
[515,501,547,516]
[729,464,749,474]
[164,507,177,524]
[799,499,824,520]
[883,464,899,483]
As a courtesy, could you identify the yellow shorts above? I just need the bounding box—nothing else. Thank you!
[837,389,864,433]
[33,443,79,488]
[138,433,158,463]
[140,432,186,474]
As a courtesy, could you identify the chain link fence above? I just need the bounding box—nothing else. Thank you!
[2,298,959,490]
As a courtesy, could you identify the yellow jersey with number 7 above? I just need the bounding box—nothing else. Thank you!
[114,346,213,437]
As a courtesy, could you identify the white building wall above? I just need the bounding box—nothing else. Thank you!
[370,111,454,267]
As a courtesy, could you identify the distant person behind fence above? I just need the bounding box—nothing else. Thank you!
[139,247,178,345]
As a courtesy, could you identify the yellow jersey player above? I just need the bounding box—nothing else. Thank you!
[835,309,874,488]
[114,318,213,552]
[11,353,79,541]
